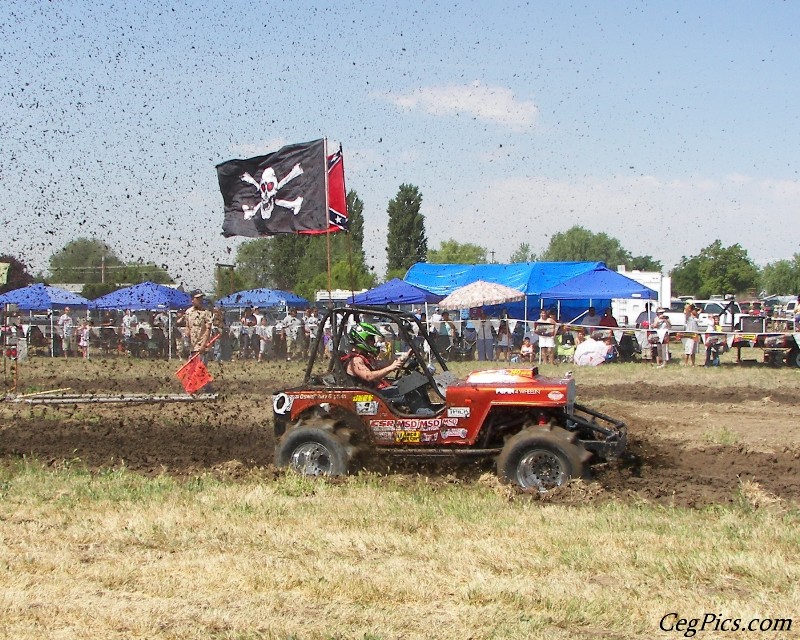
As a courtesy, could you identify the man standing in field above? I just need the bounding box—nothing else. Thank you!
[57,306,74,358]
[282,308,304,361]
[181,290,213,363]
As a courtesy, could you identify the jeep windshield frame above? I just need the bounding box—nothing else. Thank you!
[303,305,449,400]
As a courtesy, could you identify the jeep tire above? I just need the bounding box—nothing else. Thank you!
[786,348,800,369]
[275,425,350,477]
[497,428,589,492]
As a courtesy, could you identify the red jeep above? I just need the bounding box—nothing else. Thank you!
[272,305,626,492]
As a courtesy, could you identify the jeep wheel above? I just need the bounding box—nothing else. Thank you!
[497,429,588,492]
[786,348,800,369]
[276,425,350,477]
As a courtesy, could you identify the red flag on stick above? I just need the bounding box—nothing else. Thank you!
[175,335,219,394]
[176,355,213,395]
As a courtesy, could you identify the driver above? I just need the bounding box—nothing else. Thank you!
[343,322,412,389]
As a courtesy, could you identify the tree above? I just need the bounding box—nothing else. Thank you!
[48,238,173,288]
[229,190,375,302]
[539,226,631,266]
[760,254,800,295]
[670,240,759,298]
[50,238,124,284]
[628,255,663,272]
[538,225,662,272]
[0,254,36,295]
[509,243,538,263]
[427,240,487,264]
[386,184,427,277]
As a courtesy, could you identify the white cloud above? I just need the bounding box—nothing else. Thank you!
[384,81,538,130]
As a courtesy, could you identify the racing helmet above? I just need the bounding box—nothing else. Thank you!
[348,322,382,355]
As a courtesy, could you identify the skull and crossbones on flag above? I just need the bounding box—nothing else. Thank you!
[217,139,332,237]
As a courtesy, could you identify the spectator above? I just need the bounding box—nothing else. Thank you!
[78,319,91,359]
[282,308,303,361]
[120,309,138,354]
[57,306,74,358]
[428,307,443,335]
[682,304,700,366]
[651,308,672,368]
[635,303,656,329]
[704,314,724,367]
[574,331,612,366]
[475,311,494,361]
[535,309,557,365]
[240,307,257,359]
[582,306,601,328]
[304,307,320,356]
[519,336,535,363]
[495,320,511,361]
[599,307,619,328]
[255,316,272,362]
[439,311,458,355]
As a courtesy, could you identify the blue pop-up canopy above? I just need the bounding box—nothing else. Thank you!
[215,288,309,309]
[89,281,191,310]
[0,283,90,310]
[348,278,443,306]
[540,266,658,300]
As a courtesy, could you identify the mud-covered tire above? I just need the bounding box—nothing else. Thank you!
[785,348,800,369]
[275,426,350,477]
[497,428,589,492]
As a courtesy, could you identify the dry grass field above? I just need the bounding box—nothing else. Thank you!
[1,354,798,639]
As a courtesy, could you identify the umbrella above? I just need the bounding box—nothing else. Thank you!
[437,280,525,310]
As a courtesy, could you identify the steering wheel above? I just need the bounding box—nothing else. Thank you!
[401,354,419,372]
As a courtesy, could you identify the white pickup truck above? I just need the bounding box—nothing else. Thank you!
[664,299,744,331]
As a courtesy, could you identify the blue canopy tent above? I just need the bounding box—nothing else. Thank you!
[405,262,604,320]
[0,283,91,310]
[0,284,91,358]
[539,267,658,324]
[215,288,309,309]
[88,282,192,360]
[404,262,658,322]
[89,281,191,311]
[348,278,443,306]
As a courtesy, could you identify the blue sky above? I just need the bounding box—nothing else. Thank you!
[1,0,798,290]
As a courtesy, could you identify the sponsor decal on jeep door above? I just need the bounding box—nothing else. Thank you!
[368,417,462,442]
[355,401,379,415]
[394,431,422,444]
[447,407,470,418]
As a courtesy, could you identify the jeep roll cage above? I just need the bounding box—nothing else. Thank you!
[303,305,450,401]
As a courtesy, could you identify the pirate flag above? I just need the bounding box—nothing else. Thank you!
[217,139,328,237]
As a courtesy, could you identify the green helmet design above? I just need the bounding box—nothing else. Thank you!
[348,322,382,355]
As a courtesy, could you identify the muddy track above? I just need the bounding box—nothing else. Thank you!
[1,377,798,508]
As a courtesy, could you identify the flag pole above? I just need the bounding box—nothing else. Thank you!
[323,138,333,302]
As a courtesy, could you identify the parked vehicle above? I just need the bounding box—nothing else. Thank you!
[272,305,627,492]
